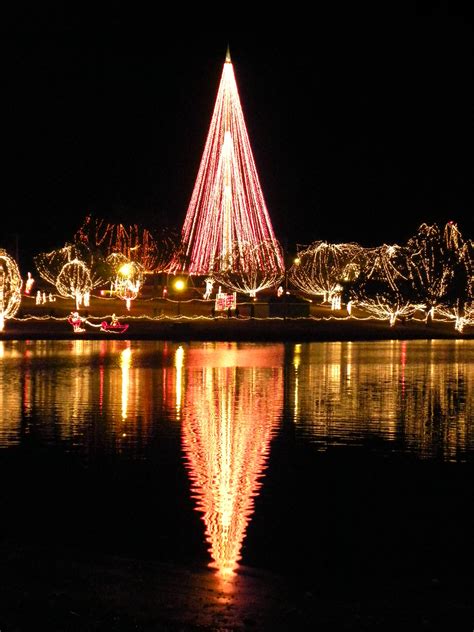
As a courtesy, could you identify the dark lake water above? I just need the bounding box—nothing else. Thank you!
[0,339,473,613]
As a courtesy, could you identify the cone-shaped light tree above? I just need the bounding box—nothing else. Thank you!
[170,48,283,278]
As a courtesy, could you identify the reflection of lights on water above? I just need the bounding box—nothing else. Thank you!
[0,341,4,359]
[120,346,132,420]
[346,341,352,384]
[329,343,341,383]
[99,364,104,412]
[72,340,86,356]
[175,346,184,415]
[400,341,407,394]
[181,351,283,576]
[293,344,301,423]
[295,340,474,460]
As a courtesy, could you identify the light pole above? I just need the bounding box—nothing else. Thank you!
[174,279,185,316]
[284,252,300,320]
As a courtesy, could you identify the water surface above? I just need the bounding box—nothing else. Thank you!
[0,339,472,584]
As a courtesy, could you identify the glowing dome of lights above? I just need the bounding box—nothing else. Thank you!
[0,249,22,332]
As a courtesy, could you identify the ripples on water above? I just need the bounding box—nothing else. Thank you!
[289,340,473,462]
[0,339,472,575]
[180,345,284,575]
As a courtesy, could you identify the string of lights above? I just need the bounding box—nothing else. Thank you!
[0,249,22,331]
[212,240,284,297]
[169,50,283,276]
[75,215,174,273]
[106,256,145,310]
[290,242,364,303]
[35,243,104,307]
[287,223,472,328]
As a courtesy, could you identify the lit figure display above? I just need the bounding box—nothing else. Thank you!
[24,272,35,295]
[100,314,129,334]
[170,48,283,277]
[67,311,85,333]
[203,277,214,300]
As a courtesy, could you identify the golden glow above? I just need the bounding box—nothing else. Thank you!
[174,279,185,291]
[0,341,167,455]
[175,345,184,415]
[120,345,132,420]
[181,343,284,575]
[293,344,301,422]
[119,263,133,278]
[287,340,474,460]
[109,257,144,309]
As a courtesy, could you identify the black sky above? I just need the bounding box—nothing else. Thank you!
[1,5,472,271]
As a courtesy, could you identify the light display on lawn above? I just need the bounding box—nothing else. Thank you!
[56,259,95,309]
[348,244,426,326]
[107,254,144,310]
[169,48,283,276]
[212,240,284,297]
[405,222,468,321]
[0,249,22,332]
[75,215,175,273]
[35,242,104,305]
[289,242,364,305]
[430,223,474,332]
[436,301,474,332]
[404,222,473,329]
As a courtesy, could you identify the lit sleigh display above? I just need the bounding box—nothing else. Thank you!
[67,311,129,334]
[99,314,129,334]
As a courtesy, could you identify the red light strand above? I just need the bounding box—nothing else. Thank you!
[171,59,283,274]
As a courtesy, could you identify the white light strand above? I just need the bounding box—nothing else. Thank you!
[290,242,364,305]
[0,249,22,332]
[212,240,284,297]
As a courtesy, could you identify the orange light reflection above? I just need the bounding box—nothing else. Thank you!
[181,343,284,576]
[120,345,132,420]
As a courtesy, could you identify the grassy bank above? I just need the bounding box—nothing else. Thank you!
[1,294,472,342]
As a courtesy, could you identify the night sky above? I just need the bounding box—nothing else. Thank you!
[1,5,472,271]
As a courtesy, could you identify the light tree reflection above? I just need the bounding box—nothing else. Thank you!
[180,343,284,575]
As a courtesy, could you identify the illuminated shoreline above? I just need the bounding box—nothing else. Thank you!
[1,315,472,342]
